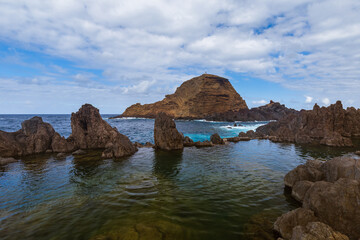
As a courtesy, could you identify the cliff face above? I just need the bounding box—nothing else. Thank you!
[120,74,248,119]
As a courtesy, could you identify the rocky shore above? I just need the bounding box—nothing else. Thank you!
[254,101,360,147]
[274,156,360,240]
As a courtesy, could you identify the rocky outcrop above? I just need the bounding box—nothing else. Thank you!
[71,104,137,158]
[0,117,61,157]
[206,100,298,121]
[275,156,360,240]
[291,222,349,240]
[274,208,318,239]
[0,104,137,159]
[257,101,360,147]
[210,133,224,145]
[225,136,251,142]
[154,113,183,150]
[115,74,248,120]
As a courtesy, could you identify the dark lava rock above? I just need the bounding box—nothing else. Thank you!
[274,208,318,239]
[71,104,137,158]
[72,149,86,155]
[0,157,17,165]
[154,112,183,150]
[194,141,213,148]
[257,101,360,147]
[210,133,224,145]
[226,137,251,142]
[0,117,56,157]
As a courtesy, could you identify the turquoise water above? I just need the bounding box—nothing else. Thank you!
[0,116,355,240]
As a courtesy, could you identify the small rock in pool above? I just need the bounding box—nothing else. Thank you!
[0,157,17,165]
[72,149,86,155]
[56,152,67,158]
[355,151,360,156]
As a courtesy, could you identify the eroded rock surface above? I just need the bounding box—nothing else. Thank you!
[120,74,248,119]
[71,104,137,158]
[257,101,360,147]
[154,113,183,150]
[276,156,360,240]
[210,133,224,145]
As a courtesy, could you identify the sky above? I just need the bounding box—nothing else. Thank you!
[0,0,360,114]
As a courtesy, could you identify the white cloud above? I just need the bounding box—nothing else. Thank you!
[0,0,360,112]
[322,97,330,106]
[252,100,268,105]
[305,96,313,103]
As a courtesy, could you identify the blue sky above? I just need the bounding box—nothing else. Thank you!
[1,0,360,114]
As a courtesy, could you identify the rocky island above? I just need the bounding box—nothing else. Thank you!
[112,74,296,121]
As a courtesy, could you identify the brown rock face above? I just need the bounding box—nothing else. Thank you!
[257,101,360,147]
[210,133,224,145]
[291,222,349,240]
[119,74,248,119]
[277,157,360,240]
[303,178,360,239]
[0,117,57,157]
[206,100,298,121]
[154,112,183,150]
[274,208,318,239]
[71,104,137,158]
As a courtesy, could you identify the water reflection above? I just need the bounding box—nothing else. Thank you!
[153,150,183,178]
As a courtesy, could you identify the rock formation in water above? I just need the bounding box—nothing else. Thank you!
[206,100,298,121]
[116,74,248,119]
[210,133,224,145]
[154,112,184,150]
[256,101,360,147]
[0,116,72,157]
[0,104,137,159]
[274,156,360,239]
[71,104,137,158]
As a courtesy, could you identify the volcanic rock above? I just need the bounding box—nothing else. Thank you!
[291,180,314,203]
[194,141,213,147]
[256,101,360,147]
[206,100,297,122]
[117,74,248,119]
[226,137,251,142]
[0,117,57,157]
[274,208,318,239]
[72,149,86,155]
[284,160,324,188]
[291,222,349,240]
[71,104,137,158]
[0,157,17,165]
[210,133,224,144]
[302,178,360,239]
[154,112,183,150]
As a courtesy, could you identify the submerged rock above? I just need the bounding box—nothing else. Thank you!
[0,157,17,165]
[210,133,224,145]
[154,112,183,150]
[72,149,86,155]
[71,104,137,158]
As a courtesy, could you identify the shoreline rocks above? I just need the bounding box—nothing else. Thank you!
[257,101,360,147]
[0,104,137,159]
[275,156,360,239]
[210,133,225,145]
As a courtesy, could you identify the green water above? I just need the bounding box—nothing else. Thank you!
[0,140,357,240]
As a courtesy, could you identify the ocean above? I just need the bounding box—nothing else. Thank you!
[0,115,355,239]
